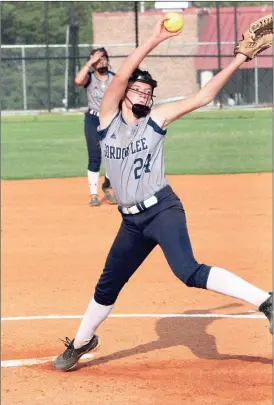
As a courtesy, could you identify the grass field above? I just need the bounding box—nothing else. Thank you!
[1,109,272,180]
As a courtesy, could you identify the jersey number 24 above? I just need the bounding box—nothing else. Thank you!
[134,154,151,180]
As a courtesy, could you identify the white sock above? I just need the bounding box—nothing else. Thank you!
[206,266,270,308]
[88,170,99,195]
[74,297,114,349]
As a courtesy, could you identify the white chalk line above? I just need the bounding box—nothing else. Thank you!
[1,312,266,369]
[1,353,94,368]
[1,312,263,321]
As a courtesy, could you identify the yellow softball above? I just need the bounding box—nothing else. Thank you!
[163,12,184,33]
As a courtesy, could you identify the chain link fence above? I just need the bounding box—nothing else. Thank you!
[1,3,273,111]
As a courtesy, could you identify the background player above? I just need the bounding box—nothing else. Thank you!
[54,16,273,371]
[75,47,118,206]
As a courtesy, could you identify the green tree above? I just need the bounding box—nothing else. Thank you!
[1,2,20,44]
[191,1,272,7]
[2,1,271,45]
[1,1,137,45]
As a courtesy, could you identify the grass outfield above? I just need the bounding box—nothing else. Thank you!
[1,109,272,180]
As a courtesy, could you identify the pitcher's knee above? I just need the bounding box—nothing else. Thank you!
[94,273,127,306]
[172,260,211,289]
[94,285,119,306]
[185,264,212,289]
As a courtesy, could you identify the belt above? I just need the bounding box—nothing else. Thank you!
[119,195,158,215]
[88,109,99,117]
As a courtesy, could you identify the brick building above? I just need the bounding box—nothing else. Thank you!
[92,6,273,104]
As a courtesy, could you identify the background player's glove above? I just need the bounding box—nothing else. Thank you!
[234,14,273,61]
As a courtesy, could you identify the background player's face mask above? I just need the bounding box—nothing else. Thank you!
[93,53,109,75]
[97,66,108,74]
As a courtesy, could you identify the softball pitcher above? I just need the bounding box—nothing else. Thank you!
[54,15,273,371]
[75,47,118,206]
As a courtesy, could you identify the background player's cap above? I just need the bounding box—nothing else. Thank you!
[129,68,157,89]
[90,47,109,60]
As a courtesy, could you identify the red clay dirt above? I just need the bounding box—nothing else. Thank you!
[1,173,272,405]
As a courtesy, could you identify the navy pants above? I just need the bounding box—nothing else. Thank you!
[94,186,211,306]
[84,113,102,173]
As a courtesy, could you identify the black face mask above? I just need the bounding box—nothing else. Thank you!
[125,96,152,118]
[97,66,108,74]
[131,104,151,118]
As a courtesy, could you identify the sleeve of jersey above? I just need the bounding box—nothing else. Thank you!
[148,117,167,136]
[97,111,120,141]
[83,72,92,89]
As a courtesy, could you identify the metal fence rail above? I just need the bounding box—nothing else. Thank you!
[1,3,273,111]
[1,42,272,111]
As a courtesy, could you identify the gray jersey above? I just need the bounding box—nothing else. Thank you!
[98,111,168,207]
[84,71,115,111]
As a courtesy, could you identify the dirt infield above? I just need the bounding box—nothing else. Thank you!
[1,173,272,405]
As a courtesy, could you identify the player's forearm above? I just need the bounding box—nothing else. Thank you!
[75,62,92,85]
[197,54,247,105]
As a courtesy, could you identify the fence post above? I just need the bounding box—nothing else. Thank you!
[44,1,51,112]
[216,2,223,108]
[21,46,27,110]
[254,56,259,105]
[233,3,240,105]
[64,25,69,110]
[68,5,79,109]
[134,1,139,48]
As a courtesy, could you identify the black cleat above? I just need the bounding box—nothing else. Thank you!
[89,194,100,207]
[102,187,118,205]
[53,335,100,371]
[258,294,273,335]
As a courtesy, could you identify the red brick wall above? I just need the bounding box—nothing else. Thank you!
[92,10,201,100]
[92,6,273,100]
